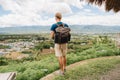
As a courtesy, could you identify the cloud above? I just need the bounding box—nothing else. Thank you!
[0,0,73,14]
[63,13,120,26]
[0,0,74,27]
[0,0,120,27]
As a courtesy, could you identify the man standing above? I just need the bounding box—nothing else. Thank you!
[50,12,70,75]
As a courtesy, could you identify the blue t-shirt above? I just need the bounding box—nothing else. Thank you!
[50,22,69,32]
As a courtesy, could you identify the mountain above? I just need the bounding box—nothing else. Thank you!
[0,25,120,34]
[0,26,50,34]
[70,25,120,33]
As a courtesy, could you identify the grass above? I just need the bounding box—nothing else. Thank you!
[0,54,58,80]
[0,44,120,80]
[54,56,120,80]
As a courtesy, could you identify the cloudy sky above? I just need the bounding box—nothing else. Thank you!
[0,0,120,27]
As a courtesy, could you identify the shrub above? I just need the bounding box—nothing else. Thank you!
[113,48,120,55]
[22,51,32,54]
[0,60,8,66]
[0,56,8,66]
[0,45,11,49]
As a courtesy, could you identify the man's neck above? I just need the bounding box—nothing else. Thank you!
[56,19,61,22]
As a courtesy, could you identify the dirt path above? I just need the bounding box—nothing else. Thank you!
[40,56,120,80]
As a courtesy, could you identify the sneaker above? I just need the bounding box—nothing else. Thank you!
[57,70,65,76]
[64,69,66,72]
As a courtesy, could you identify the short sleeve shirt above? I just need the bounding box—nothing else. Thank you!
[50,22,69,33]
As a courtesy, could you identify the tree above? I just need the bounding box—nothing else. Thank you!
[82,0,120,12]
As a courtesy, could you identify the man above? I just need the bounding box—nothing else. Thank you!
[50,12,69,75]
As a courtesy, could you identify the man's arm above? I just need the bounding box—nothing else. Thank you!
[50,31,55,39]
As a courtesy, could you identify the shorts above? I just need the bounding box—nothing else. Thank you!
[54,43,67,57]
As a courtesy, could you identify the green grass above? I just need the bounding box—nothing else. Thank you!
[0,44,120,80]
[0,54,58,80]
[54,57,120,80]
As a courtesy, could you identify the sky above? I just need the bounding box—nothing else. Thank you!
[0,0,120,27]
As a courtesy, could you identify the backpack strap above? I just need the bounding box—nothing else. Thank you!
[56,23,64,28]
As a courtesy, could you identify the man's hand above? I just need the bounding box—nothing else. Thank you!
[50,31,54,39]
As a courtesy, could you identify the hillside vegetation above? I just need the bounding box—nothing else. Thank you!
[0,34,120,80]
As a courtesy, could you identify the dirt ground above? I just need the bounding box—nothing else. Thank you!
[5,52,29,60]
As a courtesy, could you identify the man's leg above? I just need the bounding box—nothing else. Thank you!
[55,44,63,71]
[62,56,66,71]
[61,43,67,71]
[58,56,64,72]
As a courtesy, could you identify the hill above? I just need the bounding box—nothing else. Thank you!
[0,25,120,34]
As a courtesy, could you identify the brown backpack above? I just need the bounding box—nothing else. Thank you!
[54,24,71,43]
